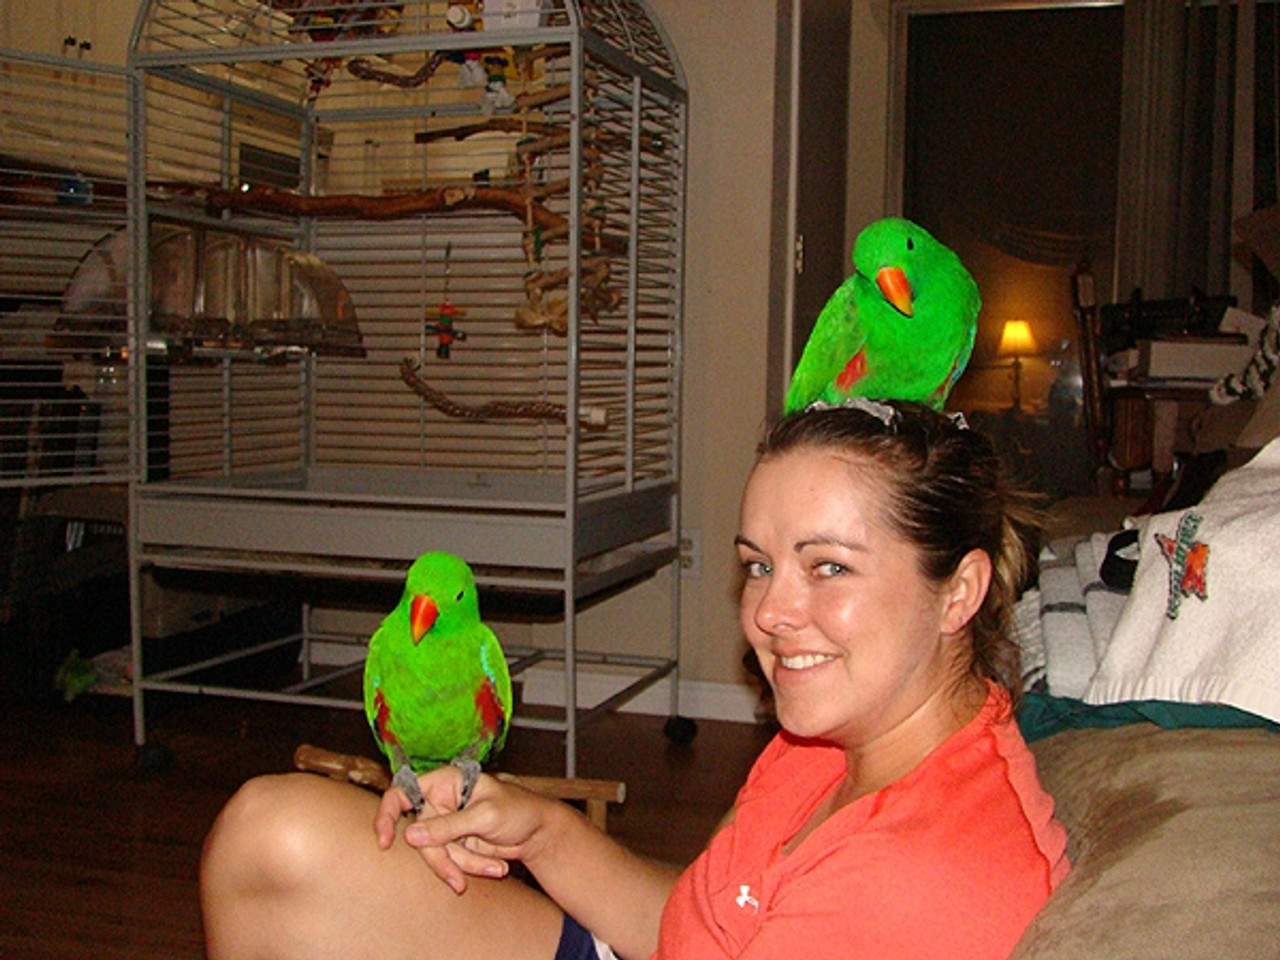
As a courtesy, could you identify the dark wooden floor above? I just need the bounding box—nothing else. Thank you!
[0,691,775,960]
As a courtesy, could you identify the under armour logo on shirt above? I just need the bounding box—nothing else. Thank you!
[736,885,759,912]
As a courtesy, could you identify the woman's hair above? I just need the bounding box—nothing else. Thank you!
[757,401,1037,708]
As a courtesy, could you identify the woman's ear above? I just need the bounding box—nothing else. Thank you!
[940,549,992,636]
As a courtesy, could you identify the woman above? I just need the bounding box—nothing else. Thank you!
[200,399,1068,960]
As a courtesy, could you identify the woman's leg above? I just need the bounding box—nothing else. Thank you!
[200,773,565,960]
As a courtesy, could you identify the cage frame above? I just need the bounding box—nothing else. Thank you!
[124,0,688,775]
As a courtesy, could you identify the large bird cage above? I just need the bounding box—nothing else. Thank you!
[1,52,133,693]
[127,0,687,774]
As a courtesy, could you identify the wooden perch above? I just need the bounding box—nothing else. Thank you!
[348,52,447,89]
[206,182,562,228]
[514,83,573,111]
[204,183,627,255]
[293,743,625,831]
[516,256,618,332]
[517,132,572,159]
[293,743,391,790]
[415,118,563,144]
[416,119,662,157]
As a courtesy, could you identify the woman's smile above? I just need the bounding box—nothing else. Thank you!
[777,652,837,671]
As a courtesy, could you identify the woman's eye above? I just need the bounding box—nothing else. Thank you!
[814,561,849,577]
[742,559,772,578]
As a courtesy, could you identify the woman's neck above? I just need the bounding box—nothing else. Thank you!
[784,676,989,855]
[843,674,989,796]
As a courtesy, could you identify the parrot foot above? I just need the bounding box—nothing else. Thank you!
[452,757,482,810]
[393,763,425,815]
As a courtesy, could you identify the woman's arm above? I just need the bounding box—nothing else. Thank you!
[377,767,682,960]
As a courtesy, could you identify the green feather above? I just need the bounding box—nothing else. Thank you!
[363,552,513,773]
[784,217,980,413]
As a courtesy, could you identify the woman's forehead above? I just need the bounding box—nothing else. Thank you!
[750,444,889,489]
[742,447,893,525]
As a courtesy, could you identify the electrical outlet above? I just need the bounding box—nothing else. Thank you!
[679,528,702,578]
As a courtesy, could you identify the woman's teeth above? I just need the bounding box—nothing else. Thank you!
[779,654,834,670]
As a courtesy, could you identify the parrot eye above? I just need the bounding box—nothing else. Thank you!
[906,237,915,251]
[456,589,465,601]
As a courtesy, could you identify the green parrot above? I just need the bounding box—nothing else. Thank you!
[363,551,512,811]
[784,217,980,413]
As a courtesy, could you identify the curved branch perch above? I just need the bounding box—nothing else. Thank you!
[204,183,627,254]
[400,358,568,423]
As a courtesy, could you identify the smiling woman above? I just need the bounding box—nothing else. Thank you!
[662,400,1067,956]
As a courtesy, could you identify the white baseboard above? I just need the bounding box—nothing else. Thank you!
[308,640,763,725]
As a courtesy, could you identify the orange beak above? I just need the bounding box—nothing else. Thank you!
[875,266,913,317]
[409,594,439,645]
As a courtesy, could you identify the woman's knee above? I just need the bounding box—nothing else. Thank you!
[203,773,353,895]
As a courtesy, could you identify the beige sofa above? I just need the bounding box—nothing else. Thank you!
[1011,337,1280,957]
[1011,724,1280,958]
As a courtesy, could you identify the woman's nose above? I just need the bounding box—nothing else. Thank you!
[750,573,804,634]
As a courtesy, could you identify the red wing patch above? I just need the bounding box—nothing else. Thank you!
[374,688,399,746]
[475,677,506,743]
[835,350,867,392]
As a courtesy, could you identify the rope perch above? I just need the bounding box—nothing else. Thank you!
[400,358,569,423]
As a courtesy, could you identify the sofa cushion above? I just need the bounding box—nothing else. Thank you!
[1010,724,1280,959]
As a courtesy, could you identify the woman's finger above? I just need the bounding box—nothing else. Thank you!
[440,841,511,880]
[418,841,470,893]
[373,786,414,849]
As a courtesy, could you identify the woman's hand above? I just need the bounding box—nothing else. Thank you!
[374,767,558,894]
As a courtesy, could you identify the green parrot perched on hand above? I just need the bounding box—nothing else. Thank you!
[784,217,980,413]
[363,551,513,811]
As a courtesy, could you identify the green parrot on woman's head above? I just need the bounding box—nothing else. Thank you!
[784,217,980,414]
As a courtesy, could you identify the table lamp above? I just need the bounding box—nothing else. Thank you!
[997,319,1038,412]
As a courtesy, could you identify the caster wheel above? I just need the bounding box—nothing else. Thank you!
[132,740,173,778]
[663,715,698,745]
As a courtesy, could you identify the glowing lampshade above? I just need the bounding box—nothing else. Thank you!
[997,319,1038,358]
[996,320,1038,411]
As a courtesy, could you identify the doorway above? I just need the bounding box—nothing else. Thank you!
[901,3,1125,496]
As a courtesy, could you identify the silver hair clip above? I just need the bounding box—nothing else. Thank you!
[805,397,901,431]
[946,411,970,430]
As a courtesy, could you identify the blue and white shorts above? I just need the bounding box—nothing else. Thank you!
[556,914,619,960]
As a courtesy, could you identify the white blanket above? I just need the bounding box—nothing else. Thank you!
[1035,534,1129,698]
[1084,437,1280,724]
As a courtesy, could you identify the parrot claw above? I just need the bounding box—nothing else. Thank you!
[452,757,482,810]
[393,763,425,815]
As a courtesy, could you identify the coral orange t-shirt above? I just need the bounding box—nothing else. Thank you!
[654,689,1068,960]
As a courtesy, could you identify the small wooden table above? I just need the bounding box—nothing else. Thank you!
[1106,380,1210,497]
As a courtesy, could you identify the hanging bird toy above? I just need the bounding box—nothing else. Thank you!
[424,242,467,359]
